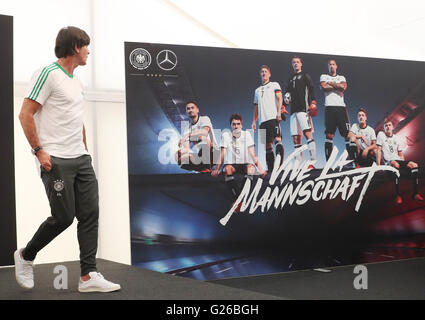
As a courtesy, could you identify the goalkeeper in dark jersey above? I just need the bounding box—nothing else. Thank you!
[283,56,317,168]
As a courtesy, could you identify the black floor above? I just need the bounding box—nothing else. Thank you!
[0,259,280,300]
[1,257,424,300]
[211,257,425,300]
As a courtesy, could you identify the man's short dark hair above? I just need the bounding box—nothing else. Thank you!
[328,59,337,65]
[384,117,392,125]
[292,56,303,63]
[260,65,271,72]
[229,113,243,125]
[55,26,90,58]
[358,108,367,115]
[185,100,199,108]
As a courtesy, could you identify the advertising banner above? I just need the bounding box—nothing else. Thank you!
[125,41,425,280]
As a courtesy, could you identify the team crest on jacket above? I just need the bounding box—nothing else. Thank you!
[53,179,65,195]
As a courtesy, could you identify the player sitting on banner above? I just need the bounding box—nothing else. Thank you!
[283,56,317,168]
[176,101,217,173]
[349,108,377,167]
[376,118,424,204]
[212,113,267,212]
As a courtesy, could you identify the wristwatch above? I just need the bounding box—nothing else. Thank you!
[31,146,43,155]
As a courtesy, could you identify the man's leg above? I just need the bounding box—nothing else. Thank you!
[265,142,275,172]
[293,135,302,163]
[357,151,373,167]
[274,120,284,165]
[290,114,302,163]
[246,164,255,181]
[390,161,402,204]
[347,138,358,165]
[335,108,353,161]
[74,155,99,277]
[297,112,315,164]
[324,108,336,161]
[74,155,120,293]
[347,142,358,167]
[23,157,77,261]
[198,143,213,172]
[304,129,316,163]
[275,140,284,165]
[177,148,193,170]
[348,133,361,167]
[407,162,424,201]
[410,164,419,196]
[179,152,207,172]
[224,165,239,199]
[16,157,77,290]
[325,133,334,161]
[176,147,190,165]
[260,120,277,171]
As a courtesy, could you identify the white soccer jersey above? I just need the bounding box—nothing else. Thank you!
[320,74,346,107]
[26,62,89,159]
[254,81,282,124]
[376,131,404,163]
[185,115,217,152]
[220,130,255,164]
[350,123,376,151]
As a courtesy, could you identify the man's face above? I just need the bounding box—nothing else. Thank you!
[76,45,90,66]
[186,103,199,118]
[328,60,337,74]
[292,58,302,72]
[358,111,367,125]
[260,68,271,83]
[231,119,242,131]
[384,121,393,135]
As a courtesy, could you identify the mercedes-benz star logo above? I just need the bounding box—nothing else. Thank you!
[156,49,177,71]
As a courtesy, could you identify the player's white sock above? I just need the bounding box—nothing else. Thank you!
[411,167,419,194]
[307,139,316,161]
[294,144,302,162]
[275,142,284,165]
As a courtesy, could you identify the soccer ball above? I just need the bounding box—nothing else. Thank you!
[284,92,291,105]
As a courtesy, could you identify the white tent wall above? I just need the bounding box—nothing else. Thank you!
[2,0,424,266]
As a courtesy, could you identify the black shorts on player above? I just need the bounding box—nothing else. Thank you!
[325,106,350,137]
[224,164,250,175]
[179,147,213,172]
[392,160,411,170]
[259,119,281,144]
[357,151,375,167]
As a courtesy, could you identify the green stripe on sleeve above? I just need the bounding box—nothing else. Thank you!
[28,63,55,99]
[32,66,59,101]
[28,64,58,101]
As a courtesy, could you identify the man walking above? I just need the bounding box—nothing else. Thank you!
[15,26,120,293]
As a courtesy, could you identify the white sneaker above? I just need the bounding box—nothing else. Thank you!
[14,249,34,290]
[78,272,121,293]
